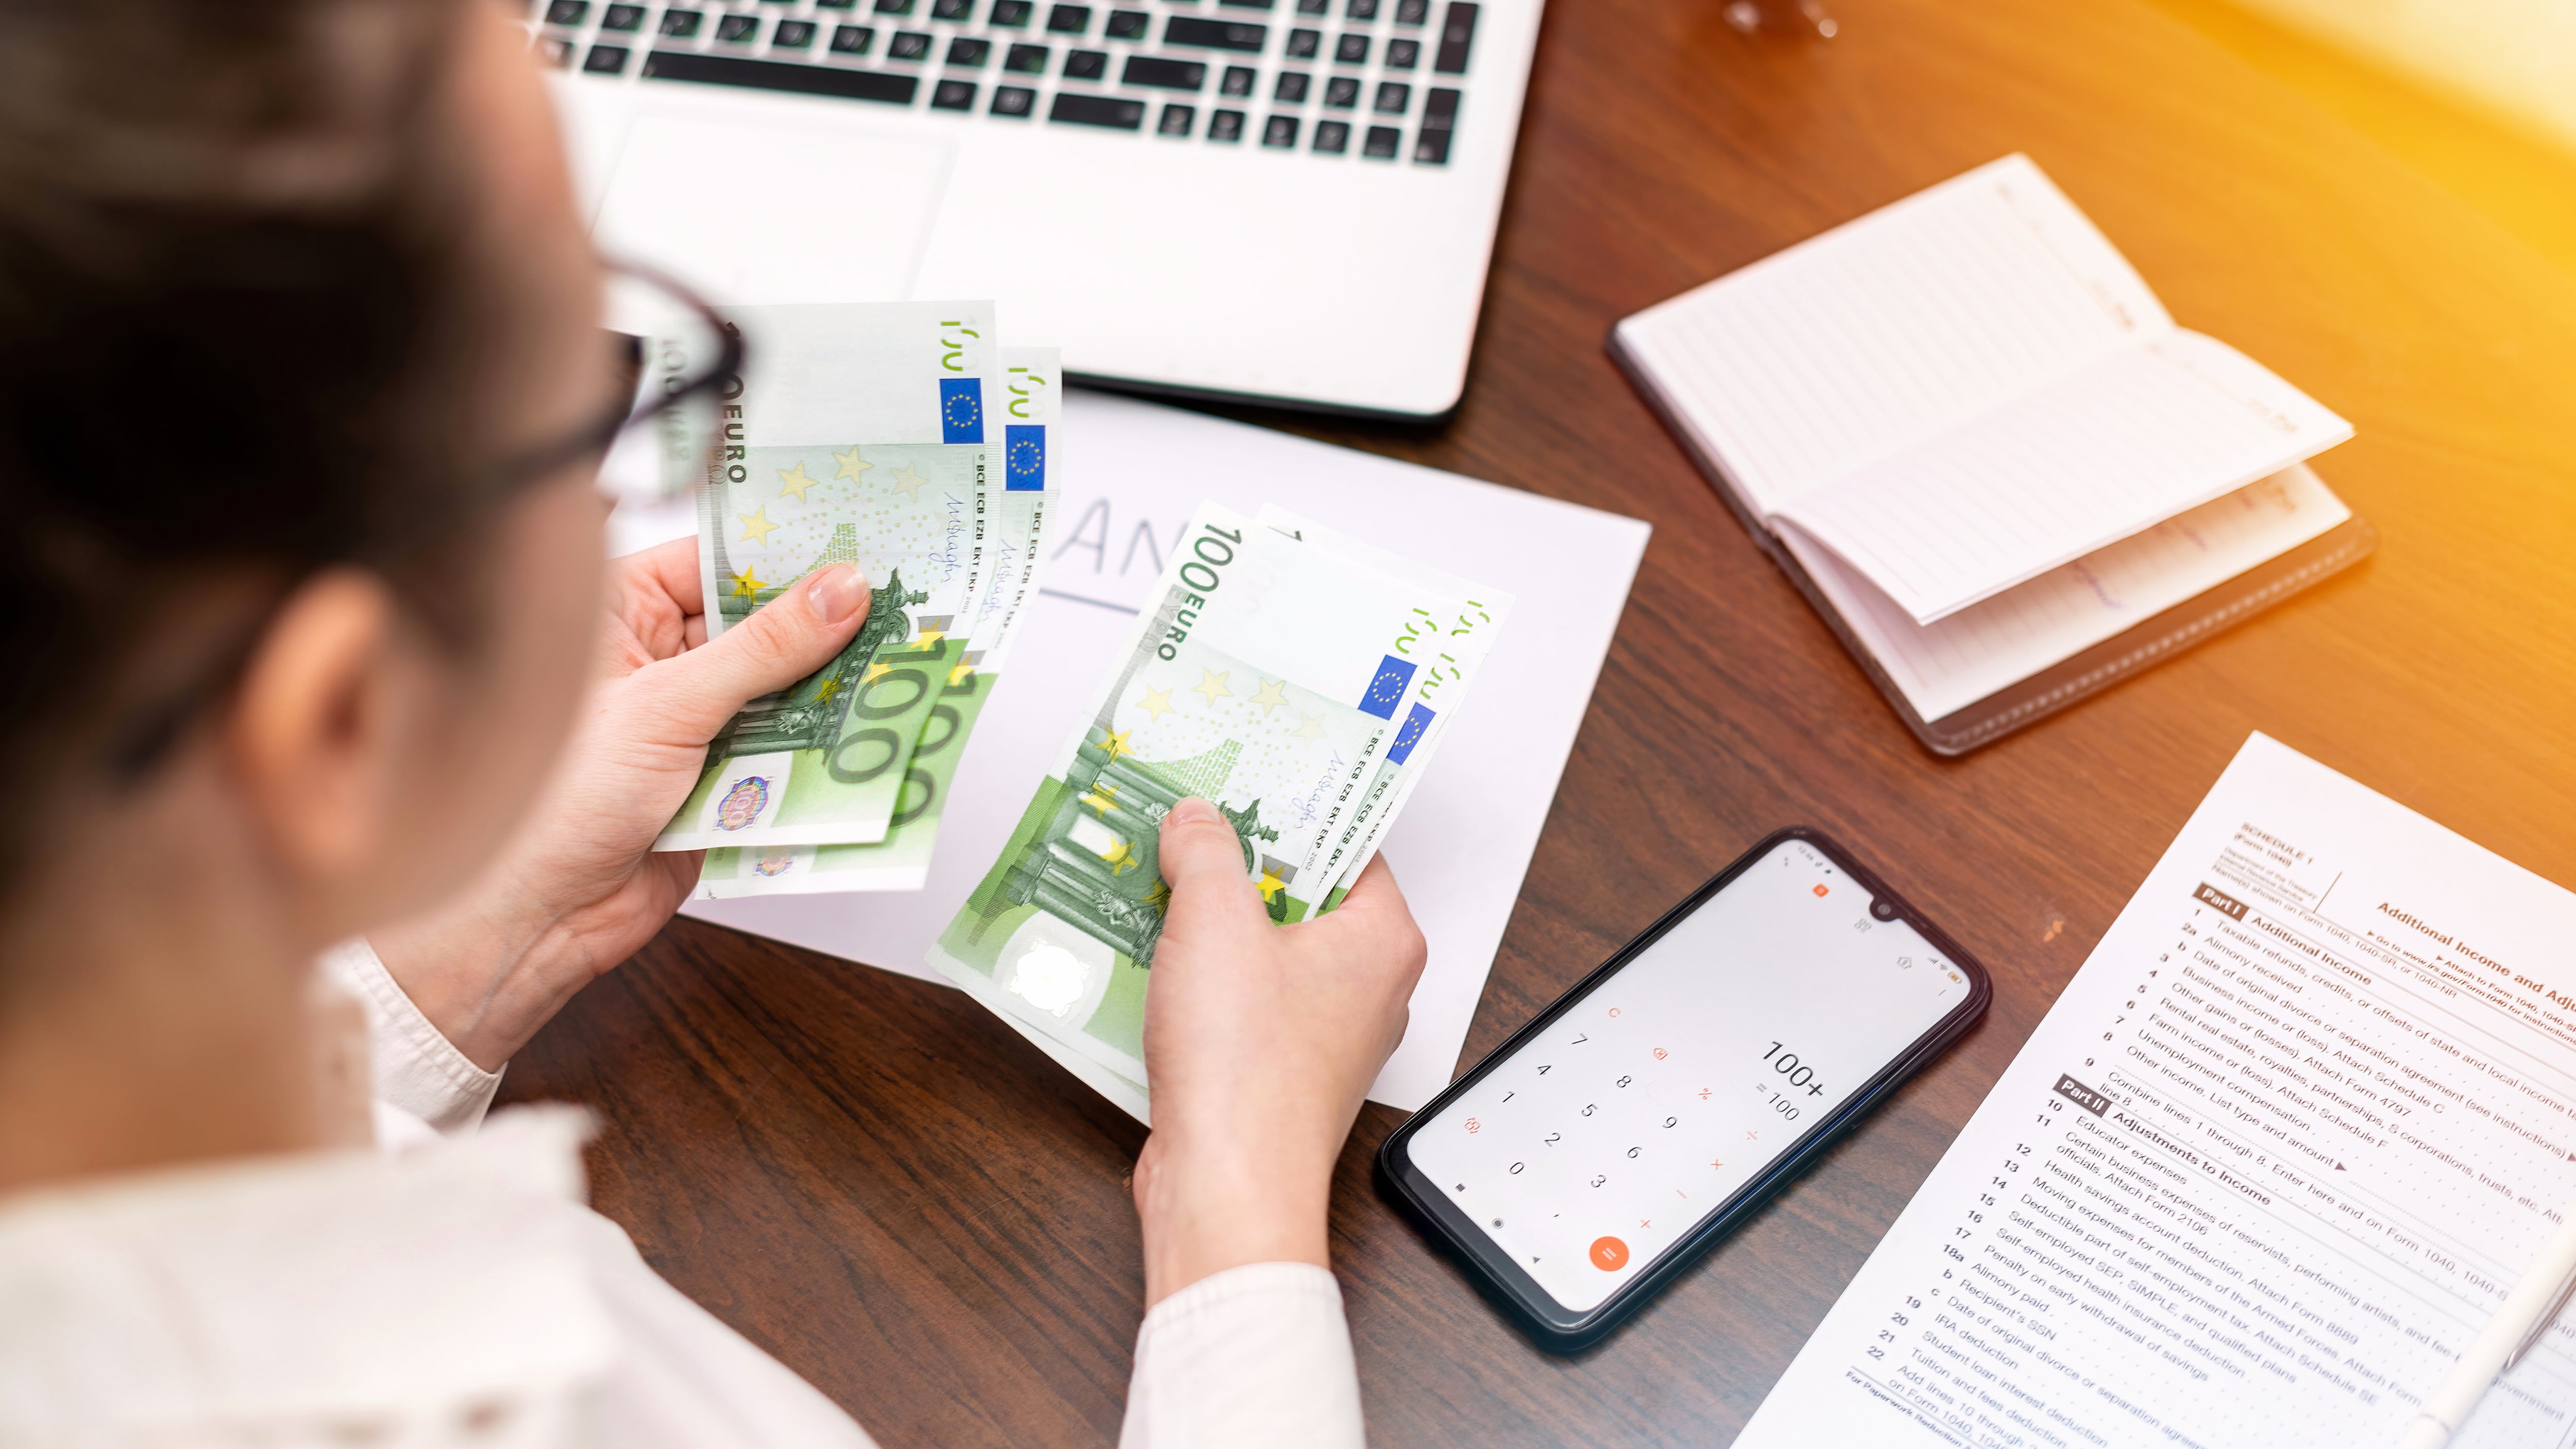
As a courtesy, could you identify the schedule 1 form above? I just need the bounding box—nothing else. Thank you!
[1738,735,2576,1449]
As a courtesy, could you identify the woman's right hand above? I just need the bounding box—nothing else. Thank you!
[1130,798,1429,1306]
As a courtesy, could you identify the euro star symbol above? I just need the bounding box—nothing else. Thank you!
[1293,713,1328,742]
[862,661,893,686]
[914,627,945,647]
[730,567,766,599]
[736,505,779,546]
[776,462,819,501]
[1144,880,1171,910]
[1256,869,1285,902]
[1080,782,1121,815]
[833,446,871,481]
[888,463,930,500]
[1099,838,1139,876]
[1097,728,1135,762]
[948,660,977,686]
[1135,685,1176,721]
[1190,669,1232,705]
[814,675,843,704]
[1248,677,1290,715]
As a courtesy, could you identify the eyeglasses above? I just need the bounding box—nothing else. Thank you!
[103,258,743,780]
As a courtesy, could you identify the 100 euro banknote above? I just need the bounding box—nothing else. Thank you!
[925,502,1500,1090]
[654,304,996,853]
[694,348,1060,896]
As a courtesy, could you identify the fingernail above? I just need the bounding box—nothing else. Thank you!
[1170,797,1219,826]
[807,565,868,624]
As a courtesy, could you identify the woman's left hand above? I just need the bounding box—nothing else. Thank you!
[370,538,870,1069]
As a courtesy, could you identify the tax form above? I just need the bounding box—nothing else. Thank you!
[1737,735,2576,1449]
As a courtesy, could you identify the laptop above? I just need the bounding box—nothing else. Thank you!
[538,0,1544,419]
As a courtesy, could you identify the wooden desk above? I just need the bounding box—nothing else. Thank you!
[499,1,2576,1441]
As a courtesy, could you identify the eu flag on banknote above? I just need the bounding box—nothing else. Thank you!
[1005,424,1046,491]
[939,377,984,443]
[1385,702,1434,764]
[1359,655,1417,719]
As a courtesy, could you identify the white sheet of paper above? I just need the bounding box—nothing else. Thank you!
[1736,734,2576,1449]
[620,393,1651,1112]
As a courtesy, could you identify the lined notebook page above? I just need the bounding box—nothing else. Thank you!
[1612,154,2168,516]
[1786,465,2351,722]
[1777,331,2352,624]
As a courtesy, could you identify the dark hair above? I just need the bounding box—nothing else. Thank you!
[0,0,486,788]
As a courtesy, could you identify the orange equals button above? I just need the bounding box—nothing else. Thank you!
[1589,1236,1629,1271]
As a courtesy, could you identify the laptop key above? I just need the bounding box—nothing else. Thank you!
[992,83,1037,113]
[1384,37,1418,67]
[1049,92,1146,128]
[1322,75,1357,107]
[1123,55,1207,90]
[1333,32,1367,63]
[1219,64,1255,96]
[600,4,645,30]
[990,0,1033,24]
[1313,120,1349,154]
[1421,84,1457,125]
[583,43,630,73]
[931,78,978,108]
[1295,0,1327,12]
[1163,17,1265,50]
[1157,103,1195,136]
[817,0,856,8]
[1219,0,1275,8]
[1261,114,1299,146]
[1285,28,1319,57]
[1372,80,1408,112]
[1412,125,1450,163]
[931,0,974,17]
[1432,1,1474,72]
[658,8,702,36]
[1272,71,1308,102]
[641,50,920,104]
[1209,108,1246,141]
[774,20,818,46]
[1394,0,1427,20]
[874,0,916,12]
[1004,42,1048,71]
[1362,124,1400,158]
[1062,47,1107,77]
[1345,0,1377,17]
[1105,10,1149,38]
[947,36,990,63]
[830,25,875,52]
[1046,4,1090,32]
[715,14,758,42]
[539,36,574,66]
[545,0,587,25]
[889,30,933,57]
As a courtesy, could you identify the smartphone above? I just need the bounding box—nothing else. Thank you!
[1377,828,1992,1353]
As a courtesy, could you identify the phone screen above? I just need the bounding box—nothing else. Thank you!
[1407,837,1971,1312]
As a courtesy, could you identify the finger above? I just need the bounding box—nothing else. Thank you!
[1157,797,1265,928]
[617,536,705,618]
[1313,855,1428,983]
[629,564,870,743]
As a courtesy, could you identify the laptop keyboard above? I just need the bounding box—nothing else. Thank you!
[533,0,1480,164]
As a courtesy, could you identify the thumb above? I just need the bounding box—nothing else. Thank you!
[1158,797,1263,923]
[635,564,871,743]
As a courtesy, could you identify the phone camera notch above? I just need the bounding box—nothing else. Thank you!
[1870,897,1898,922]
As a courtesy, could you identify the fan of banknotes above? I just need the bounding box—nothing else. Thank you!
[655,302,1512,1119]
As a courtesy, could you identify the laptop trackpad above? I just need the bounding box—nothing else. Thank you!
[590,113,951,304]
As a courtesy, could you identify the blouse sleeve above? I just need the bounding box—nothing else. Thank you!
[1120,1262,1367,1449]
[319,936,504,1136]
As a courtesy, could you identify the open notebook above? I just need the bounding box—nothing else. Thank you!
[1612,155,2376,753]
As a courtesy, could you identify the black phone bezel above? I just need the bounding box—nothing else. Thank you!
[1376,826,1993,1354]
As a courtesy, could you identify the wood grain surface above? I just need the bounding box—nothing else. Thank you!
[498,1,2576,1442]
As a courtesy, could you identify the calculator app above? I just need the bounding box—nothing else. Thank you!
[1410,841,1967,1311]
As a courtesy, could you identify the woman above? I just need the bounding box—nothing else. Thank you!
[0,1,1427,1443]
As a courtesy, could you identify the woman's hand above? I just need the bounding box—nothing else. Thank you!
[370,539,869,1069]
[1131,797,1429,1306]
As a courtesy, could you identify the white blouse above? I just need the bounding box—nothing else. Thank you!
[0,944,1368,1448]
